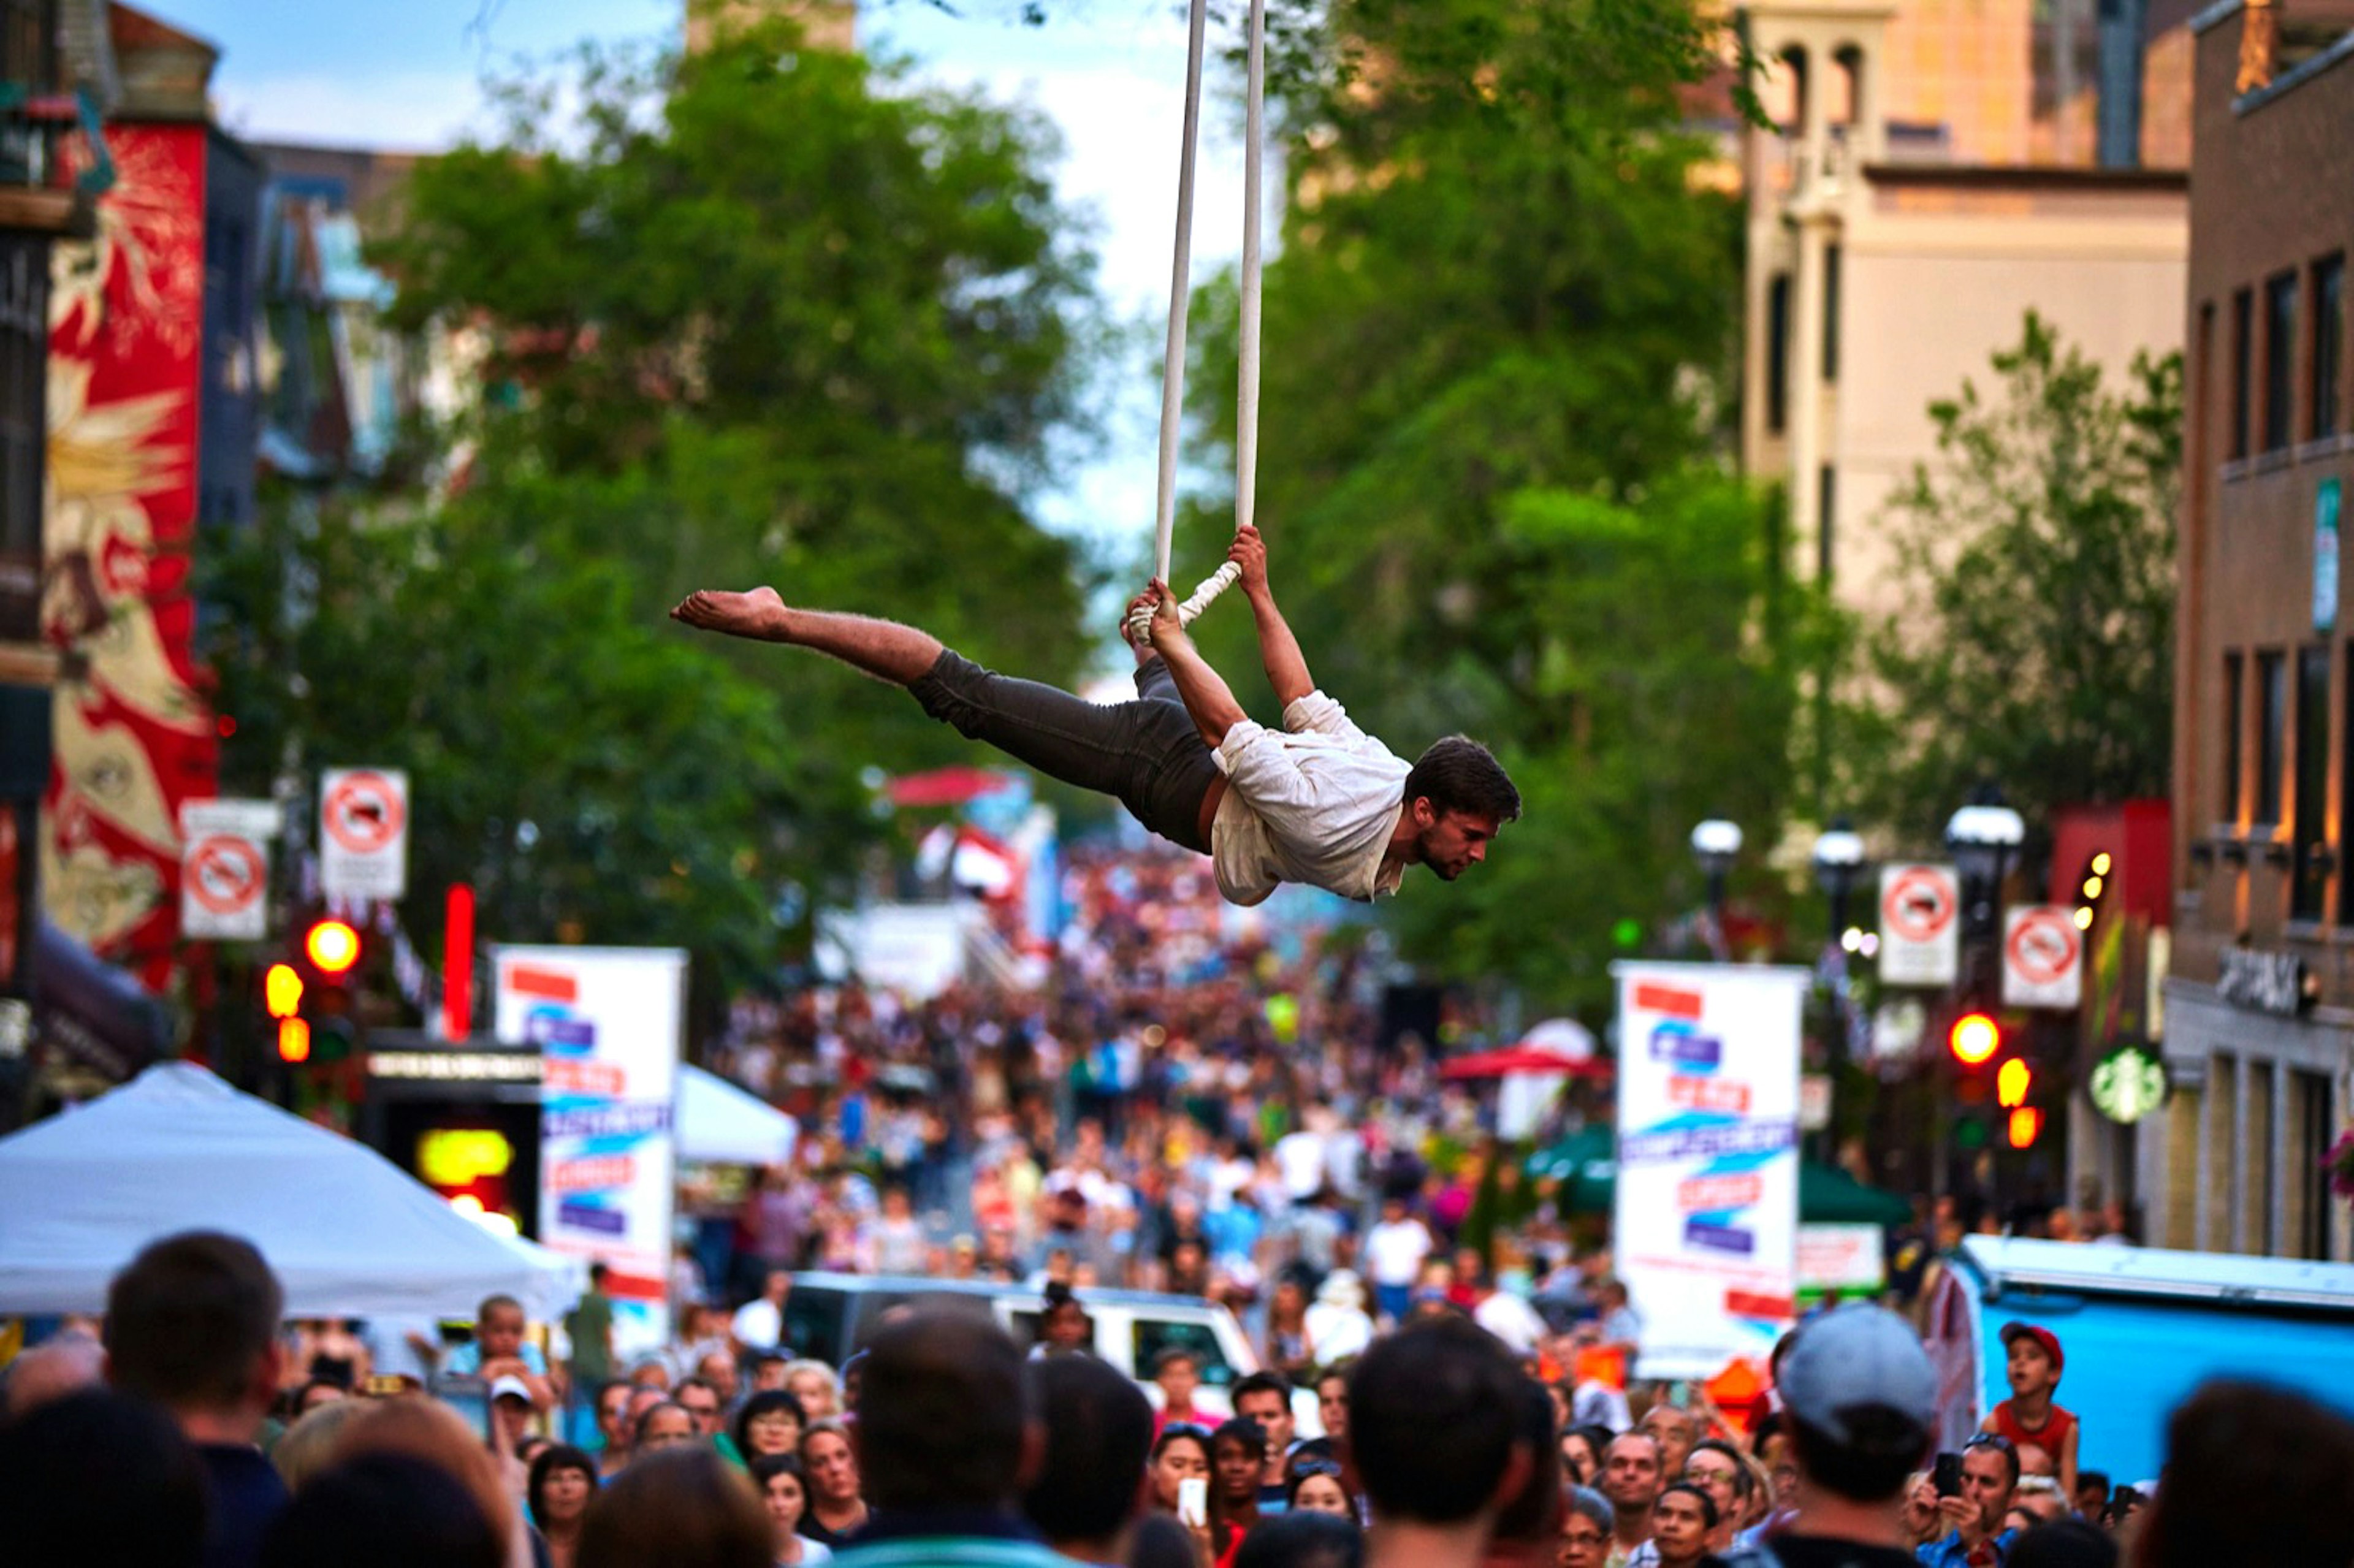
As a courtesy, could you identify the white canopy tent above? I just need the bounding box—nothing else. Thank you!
[0,1062,583,1319]
[675,1064,797,1166]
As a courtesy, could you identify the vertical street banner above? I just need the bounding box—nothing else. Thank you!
[319,767,409,901]
[177,799,280,940]
[1877,863,1960,986]
[497,946,685,1357]
[1613,962,1807,1379]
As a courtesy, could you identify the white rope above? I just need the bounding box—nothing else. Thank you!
[1129,0,1264,649]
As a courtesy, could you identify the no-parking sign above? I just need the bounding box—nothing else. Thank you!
[2002,905,2083,1009]
[179,799,281,940]
[320,767,409,900]
[1877,864,1959,986]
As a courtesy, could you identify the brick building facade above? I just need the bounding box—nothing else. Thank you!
[2161,0,2354,1259]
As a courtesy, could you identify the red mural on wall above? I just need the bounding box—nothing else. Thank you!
[40,123,216,991]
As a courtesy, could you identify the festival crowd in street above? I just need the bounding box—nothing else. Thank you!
[7,845,2354,1567]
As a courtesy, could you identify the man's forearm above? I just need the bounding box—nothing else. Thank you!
[1155,630,1248,746]
[1249,589,1314,709]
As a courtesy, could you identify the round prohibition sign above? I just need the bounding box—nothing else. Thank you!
[1883,867,1956,944]
[324,771,405,855]
[188,835,265,915]
[2008,910,2081,986]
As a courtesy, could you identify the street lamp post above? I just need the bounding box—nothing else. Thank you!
[1812,820,1868,1075]
[1945,788,2027,946]
[1691,818,1743,962]
[1812,819,1868,942]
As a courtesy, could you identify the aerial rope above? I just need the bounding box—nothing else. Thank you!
[1127,0,1265,649]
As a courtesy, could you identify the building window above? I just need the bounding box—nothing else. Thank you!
[1767,273,1791,434]
[2293,644,2330,921]
[2316,254,2345,440]
[2232,288,2253,460]
[1823,244,1841,382]
[2257,649,2285,825]
[2223,650,2243,823]
[1817,465,1836,584]
[2264,270,2298,453]
[2295,1070,2334,1259]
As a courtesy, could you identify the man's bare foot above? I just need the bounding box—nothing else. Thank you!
[671,587,792,642]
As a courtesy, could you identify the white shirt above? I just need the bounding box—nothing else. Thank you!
[733,1298,784,1353]
[1303,1301,1374,1363]
[1472,1290,1549,1355]
[1212,691,1411,906]
[1273,1130,1327,1199]
[1363,1217,1433,1287]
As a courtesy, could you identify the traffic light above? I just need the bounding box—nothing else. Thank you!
[303,918,362,978]
[265,961,310,1063]
[1997,1057,2033,1109]
[2007,1105,2044,1149]
[1949,1010,2002,1067]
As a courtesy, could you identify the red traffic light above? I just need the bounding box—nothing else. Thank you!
[1949,1011,2002,1067]
[304,919,361,978]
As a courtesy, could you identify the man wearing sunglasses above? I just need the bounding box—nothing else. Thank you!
[1917,1436,2019,1568]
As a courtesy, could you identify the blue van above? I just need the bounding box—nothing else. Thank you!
[1919,1236,2354,1484]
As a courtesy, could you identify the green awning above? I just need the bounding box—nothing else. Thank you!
[1526,1135,1911,1226]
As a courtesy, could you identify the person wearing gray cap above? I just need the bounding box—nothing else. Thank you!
[1716,1304,1940,1568]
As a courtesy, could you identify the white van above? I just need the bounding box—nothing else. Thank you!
[779,1272,1321,1434]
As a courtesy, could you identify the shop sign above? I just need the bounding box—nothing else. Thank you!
[2215,947,2311,1016]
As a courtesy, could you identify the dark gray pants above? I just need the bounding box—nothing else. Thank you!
[908,650,1218,853]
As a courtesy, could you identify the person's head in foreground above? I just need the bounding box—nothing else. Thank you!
[1347,1316,1530,1534]
[1023,1350,1156,1558]
[1775,1303,1940,1513]
[2135,1379,2354,1568]
[856,1307,1037,1514]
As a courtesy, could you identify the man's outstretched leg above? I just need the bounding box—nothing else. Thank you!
[671,584,1218,851]
[671,588,942,686]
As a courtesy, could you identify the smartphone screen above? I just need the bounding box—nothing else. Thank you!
[1178,1477,1209,1527]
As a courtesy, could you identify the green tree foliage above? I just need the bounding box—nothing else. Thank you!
[1164,0,1805,1006]
[202,20,1115,997]
[1843,312,2181,837]
[203,485,850,994]
[372,17,1101,766]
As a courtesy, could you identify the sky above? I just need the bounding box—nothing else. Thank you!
[179,0,1260,569]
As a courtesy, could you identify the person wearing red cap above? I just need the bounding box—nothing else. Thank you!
[1982,1323,2078,1504]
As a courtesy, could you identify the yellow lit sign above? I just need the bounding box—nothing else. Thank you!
[305,919,362,977]
[278,1018,311,1064]
[1949,1012,2001,1067]
[419,1128,514,1189]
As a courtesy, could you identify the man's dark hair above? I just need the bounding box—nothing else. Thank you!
[1232,1370,1292,1410]
[588,1262,610,1285]
[1232,1510,1363,1568]
[1787,1406,1932,1505]
[856,1309,1031,1510]
[1490,1377,1564,1545]
[476,1293,523,1325]
[105,1231,283,1411]
[1152,1345,1201,1376]
[578,1447,770,1568]
[1965,1432,2022,1487]
[261,1453,503,1568]
[1404,737,1521,824]
[1658,1481,1719,1531]
[2076,1470,2109,1502]
[0,1388,210,1568]
[1022,1352,1154,1547]
[2138,1379,2354,1568]
[2008,1518,2119,1568]
[1347,1317,1525,1525]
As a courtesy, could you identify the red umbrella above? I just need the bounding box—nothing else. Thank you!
[884,766,1019,809]
[1439,1045,1615,1081]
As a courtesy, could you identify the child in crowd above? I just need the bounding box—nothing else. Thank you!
[1984,1322,2079,1501]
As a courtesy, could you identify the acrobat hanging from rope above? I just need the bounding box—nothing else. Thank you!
[671,0,1518,907]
